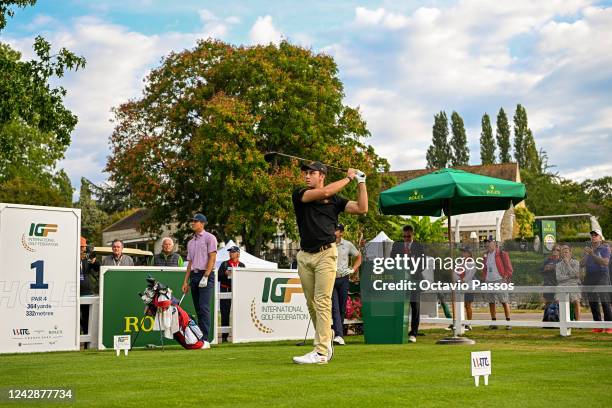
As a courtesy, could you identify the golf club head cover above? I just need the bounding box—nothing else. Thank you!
[355,170,366,184]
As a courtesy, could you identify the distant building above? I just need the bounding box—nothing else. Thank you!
[101,209,298,264]
[388,162,525,243]
[102,209,179,253]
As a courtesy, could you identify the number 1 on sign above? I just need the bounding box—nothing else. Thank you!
[30,260,49,289]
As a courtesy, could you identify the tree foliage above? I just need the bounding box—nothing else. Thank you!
[76,178,110,245]
[514,206,535,238]
[402,216,447,243]
[480,113,495,165]
[426,111,450,169]
[513,104,528,168]
[0,0,36,30]
[449,111,469,166]
[107,39,393,255]
[496,108,511,163]
[0,3,85,205]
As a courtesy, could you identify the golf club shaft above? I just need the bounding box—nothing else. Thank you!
[267,151,348,172]
[297,318,311,346]
[179,293,185,305]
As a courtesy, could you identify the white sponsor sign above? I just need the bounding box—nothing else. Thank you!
[0,204,80,353]
[114,335,131,356]
[232,268,313,343]
[471,351,492,386]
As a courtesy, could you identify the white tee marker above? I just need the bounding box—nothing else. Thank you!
[114,335,131,356]
[471,351,492,386]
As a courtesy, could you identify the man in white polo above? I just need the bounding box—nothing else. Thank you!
[332,223,361,345]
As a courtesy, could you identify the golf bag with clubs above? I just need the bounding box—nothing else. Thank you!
[139,276,206,349]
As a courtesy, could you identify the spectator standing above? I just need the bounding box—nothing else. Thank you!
[331,223,362,345]
[482,240,513,329]
[580,229,611,333]
[556,245,581,321]
[101,239,134,267]
[151,237,184,267]
[541,245,561,314]
[217,246,244,343]
[390,225,425,343]
[456,247,477,330]
[79,237,100,340]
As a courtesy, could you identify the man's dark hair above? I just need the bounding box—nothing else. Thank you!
[403,225,414,232]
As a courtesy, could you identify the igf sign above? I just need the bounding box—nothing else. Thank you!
[0,204,80,354]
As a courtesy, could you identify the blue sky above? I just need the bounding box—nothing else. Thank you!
[2,0,611,197]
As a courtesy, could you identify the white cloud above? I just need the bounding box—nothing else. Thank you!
[342,2,612,177]
[23,14,58,31]
[321,43,370,78]
[354,6,409,29]
[346,87,431,170]
[249,15,282,45]
[564,164,612,182]
[197,9,228,38]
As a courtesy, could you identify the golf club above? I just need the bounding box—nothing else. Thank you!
[264,151,348,172]
[178,293,185,305]
[296,318,311,346]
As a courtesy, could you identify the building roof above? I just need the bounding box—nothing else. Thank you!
[103,208,151,232]
[388,162,520,184]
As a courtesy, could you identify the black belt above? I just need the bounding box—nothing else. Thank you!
[302,243,333,253]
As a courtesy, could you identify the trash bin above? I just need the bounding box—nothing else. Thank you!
[360,261,410,344]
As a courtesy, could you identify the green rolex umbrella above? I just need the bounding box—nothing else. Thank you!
[379,168,527,344]
[379,168,526,217]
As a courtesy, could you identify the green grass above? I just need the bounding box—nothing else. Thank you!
[1,328,611,407]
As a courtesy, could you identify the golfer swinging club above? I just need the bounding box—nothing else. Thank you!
[292,161,367,364]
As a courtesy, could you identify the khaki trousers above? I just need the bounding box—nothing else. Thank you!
[296,244,338,356]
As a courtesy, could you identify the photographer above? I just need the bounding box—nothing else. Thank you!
[79,237,100,341]
[580,229,611,332]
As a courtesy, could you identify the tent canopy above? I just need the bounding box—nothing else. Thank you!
[215,240,278,269]
[368,231,393,243]
[365,231,394,260]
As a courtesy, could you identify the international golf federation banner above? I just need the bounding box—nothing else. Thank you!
[0,203,80,354]
[232,268,313,343]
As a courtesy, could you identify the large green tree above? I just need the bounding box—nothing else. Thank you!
[513,104,529,168]
[513,104,541,173]
[0,1,85,205]
[449,111,469,166]
[107,39,394,255]
[480,113,495,165]
[496,108,511,163]
[426,111,451,168]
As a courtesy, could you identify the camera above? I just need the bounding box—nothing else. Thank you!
[86,245,96,259]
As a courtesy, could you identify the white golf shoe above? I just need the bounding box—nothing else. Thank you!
[200,341,211,349]
[333,336,345,345]
[293,350,327,365]
[408,335,416,343]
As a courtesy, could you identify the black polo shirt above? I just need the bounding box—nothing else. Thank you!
[292,187,348,252]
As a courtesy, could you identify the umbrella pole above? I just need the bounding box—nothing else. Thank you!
[437,200,475,345]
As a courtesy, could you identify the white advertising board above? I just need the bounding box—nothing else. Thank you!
[232,268,314,343]
[0,203,80,353]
